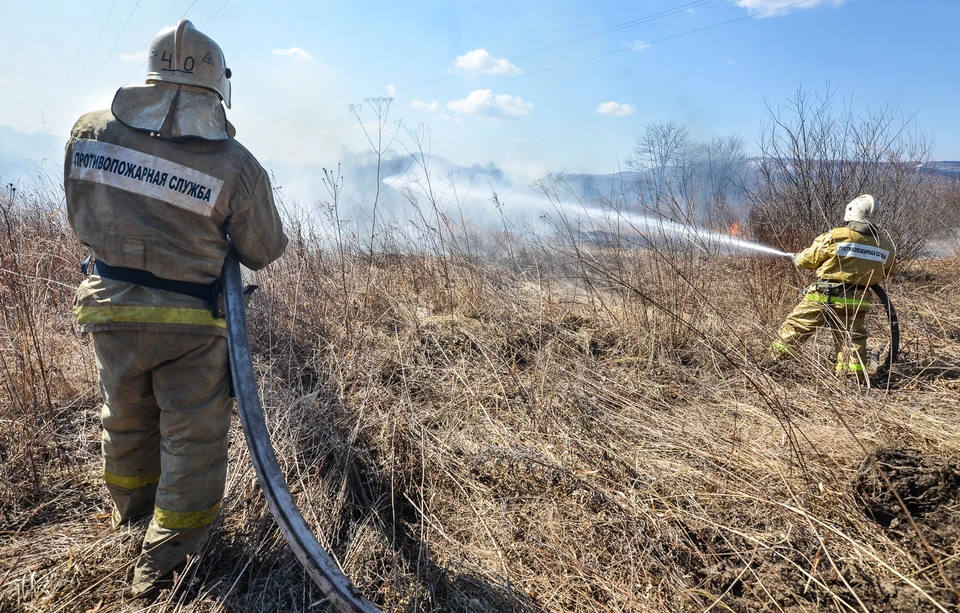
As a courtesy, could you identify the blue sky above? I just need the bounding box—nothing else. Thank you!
[1,0,958,204]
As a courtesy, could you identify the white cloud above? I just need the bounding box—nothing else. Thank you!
[446,89,532,121]
[732,0,843,17]
[119,50,148,63]
[726,58,736,65]
[272,47,314,62]
[624,40,650,52]
[0,76,26,85]
[411,99,441,112]
[596,102,636,117]
[385,84,399,99]
[452,49,522,76]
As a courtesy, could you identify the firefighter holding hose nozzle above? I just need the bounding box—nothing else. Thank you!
[64,20,287,597]
[768,195,896,379]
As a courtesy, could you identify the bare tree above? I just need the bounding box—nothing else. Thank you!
[748,85,943,259]
[701,134,749,228]
[626,122,747,228]
[627,121,690,211]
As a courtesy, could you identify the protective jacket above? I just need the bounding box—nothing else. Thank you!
[793,222,896,287]
[772,221,897,374]
[65,109,287,336]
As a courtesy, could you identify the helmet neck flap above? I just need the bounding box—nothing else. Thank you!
[112,83,235,140]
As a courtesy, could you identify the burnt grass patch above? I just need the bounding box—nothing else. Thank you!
[854,447,960,608]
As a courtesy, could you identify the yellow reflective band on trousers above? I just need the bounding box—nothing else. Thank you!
[104,470,162,490]
[154,501,221,530]
[804,293,869,309]
[771,340,795,356]
[75,305,227,328]
[837,362,865,372]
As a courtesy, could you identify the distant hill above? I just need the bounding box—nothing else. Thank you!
[923,161,960,177]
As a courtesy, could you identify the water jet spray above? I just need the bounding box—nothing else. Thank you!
[567,206,793,257]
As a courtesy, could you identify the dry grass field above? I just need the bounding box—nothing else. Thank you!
[1,191,958,612]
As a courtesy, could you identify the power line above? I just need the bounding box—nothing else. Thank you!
[88,0,143,92]
[404,0,714,94]
[65,0,118,102]
[201,0,231,29]
[58,0,100,105]
[161,0,186,23]
[430,0,817,100]
[77,0,118,83]
[180,0,200,20]
[511,0,713,62]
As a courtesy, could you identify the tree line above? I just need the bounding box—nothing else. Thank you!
[623,86,960,260]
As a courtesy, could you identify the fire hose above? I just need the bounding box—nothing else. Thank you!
[869,284,899,383]
[222,250,381,613]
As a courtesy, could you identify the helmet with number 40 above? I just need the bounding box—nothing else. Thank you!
[146,19,231,108]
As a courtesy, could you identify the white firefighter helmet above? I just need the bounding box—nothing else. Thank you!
[146,19,231,108]
[843,194,879,224]
[111,20,234,140]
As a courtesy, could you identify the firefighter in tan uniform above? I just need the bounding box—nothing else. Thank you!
[770,195,896,376]
[64,20,287,597]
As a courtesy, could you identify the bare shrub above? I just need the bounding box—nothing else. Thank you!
[748,85,949,259]
[0,183,94,527]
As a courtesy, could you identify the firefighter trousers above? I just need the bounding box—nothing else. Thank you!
[771,291,870,373]
[92,330,231,587]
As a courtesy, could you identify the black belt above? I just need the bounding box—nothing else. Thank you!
[89,259,220,303]
[816,280,871,292]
